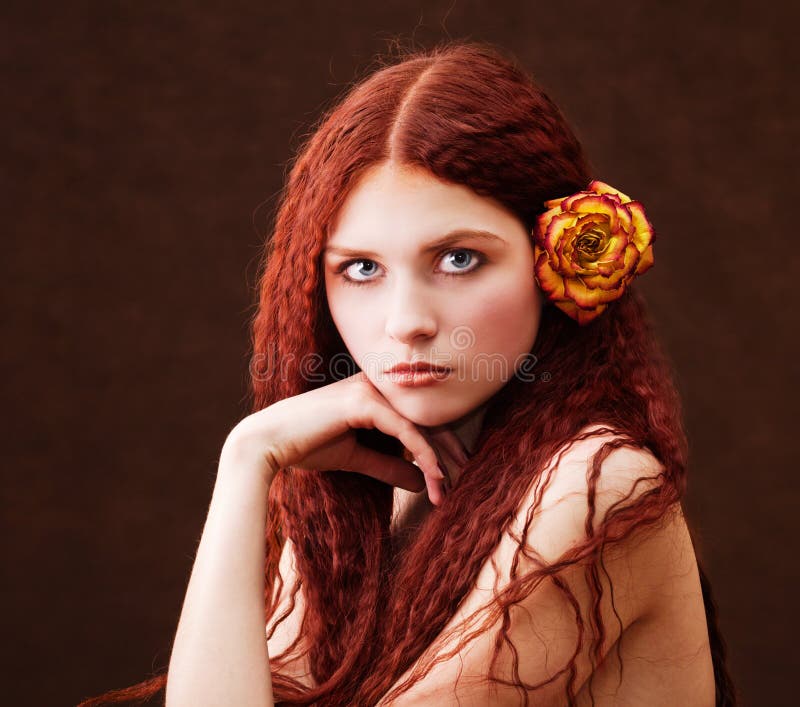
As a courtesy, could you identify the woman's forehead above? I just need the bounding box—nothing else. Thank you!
[331,161,510,224]
[324,167,527,258]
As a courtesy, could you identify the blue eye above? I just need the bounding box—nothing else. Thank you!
[441,249,477,274]
[336,248,484,287]
[340,260,379,283]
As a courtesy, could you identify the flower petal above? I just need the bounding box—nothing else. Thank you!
[555,234,578,277]
[582,263,629,290]
[620,241,643,276]
[626,201,655,252]
[534,249,566,300]
[634,244,655,275]
[544,196,567,209]
[555,299,606,325]
[534,209,558,242]
[608,233,631,262]
[563,276,619,309]
[589,180,631,203]
[542,211,578,251]
[568,194,619,232]
[560,189,595,211]
[616,203,633,234]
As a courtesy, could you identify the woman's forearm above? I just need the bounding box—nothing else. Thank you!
[165,436,277,707]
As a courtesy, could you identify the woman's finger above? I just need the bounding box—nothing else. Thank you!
[347,397,445,480]
[342,443,427,493]
[342,438,447,507]
[425,425,470,465]
[345,396,448,503]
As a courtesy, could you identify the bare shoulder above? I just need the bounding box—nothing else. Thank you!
[508,425,670,585]
[513,424,705,631]
[378,425,713,706]
[529,424,666,525]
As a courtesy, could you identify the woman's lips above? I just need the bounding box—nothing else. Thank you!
[387,368,451,387]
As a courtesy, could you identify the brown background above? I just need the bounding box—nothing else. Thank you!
[2,2,796,705]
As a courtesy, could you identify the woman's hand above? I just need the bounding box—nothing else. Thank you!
[226,371,467,506]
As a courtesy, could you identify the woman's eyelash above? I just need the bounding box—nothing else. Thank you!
[335,248,485,286]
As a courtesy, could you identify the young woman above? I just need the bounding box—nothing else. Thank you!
[80,41,736,706]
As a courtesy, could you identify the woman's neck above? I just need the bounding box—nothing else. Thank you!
[425,400,490,486]
[451,401,489,454]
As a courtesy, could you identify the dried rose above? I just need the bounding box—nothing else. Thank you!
[532,179,656,325]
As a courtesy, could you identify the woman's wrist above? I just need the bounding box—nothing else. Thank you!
[219,427,279,487]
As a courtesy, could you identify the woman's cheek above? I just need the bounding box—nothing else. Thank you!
[466,281,540,358]
[344,301,387,362]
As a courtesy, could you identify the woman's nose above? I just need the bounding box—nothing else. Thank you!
[383,279,438,343]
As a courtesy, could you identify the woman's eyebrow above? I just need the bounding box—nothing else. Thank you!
[323,228,508,259]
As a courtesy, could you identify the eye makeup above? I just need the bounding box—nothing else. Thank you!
[333,247,487,287]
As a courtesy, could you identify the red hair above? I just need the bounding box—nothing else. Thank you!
[79,40,736,706]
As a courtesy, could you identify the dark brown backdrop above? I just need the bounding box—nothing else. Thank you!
[3,2,796,705]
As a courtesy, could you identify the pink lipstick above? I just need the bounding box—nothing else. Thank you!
[385,362,452,387]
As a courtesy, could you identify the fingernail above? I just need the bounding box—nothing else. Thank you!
[436,462,447,481]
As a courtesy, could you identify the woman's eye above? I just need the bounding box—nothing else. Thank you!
[440,249,481,275]
[340,260,378,283]
[336,248,484,286]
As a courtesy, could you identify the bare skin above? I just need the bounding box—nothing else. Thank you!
[267,426,716,707]
[168,159,713,704]
[382,446,716,705]
[166,370,470,706]
[234,370,470,504]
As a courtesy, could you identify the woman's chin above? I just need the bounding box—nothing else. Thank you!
[381,393,479,429]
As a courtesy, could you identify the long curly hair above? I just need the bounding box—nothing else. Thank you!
[78,40,736,706]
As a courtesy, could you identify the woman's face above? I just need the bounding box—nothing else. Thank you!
[323,162,543,427]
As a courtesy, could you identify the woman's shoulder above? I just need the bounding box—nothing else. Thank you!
[508,421,693,627]
[518,423,666,541]
[377,426,692,705]
[549,422,663,473]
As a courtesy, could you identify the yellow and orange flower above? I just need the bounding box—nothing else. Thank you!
[532,180,656,325]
